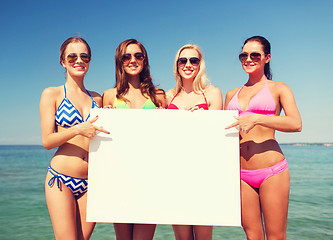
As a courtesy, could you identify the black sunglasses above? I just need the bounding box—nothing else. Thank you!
[177,57,200,67]
[122,52,144,63]
[66,53,91,63]
[239,52,266,62]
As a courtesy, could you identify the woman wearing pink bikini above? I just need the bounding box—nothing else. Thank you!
[225,36,302,239]
[166,44,223,240]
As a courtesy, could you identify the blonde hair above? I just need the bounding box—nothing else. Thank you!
[173,44,209,94]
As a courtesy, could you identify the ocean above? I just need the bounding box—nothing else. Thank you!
[0,144,332,239]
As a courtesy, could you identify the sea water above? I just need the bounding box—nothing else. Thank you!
[0,144,332,240]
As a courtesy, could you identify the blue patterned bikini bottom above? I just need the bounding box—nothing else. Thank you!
[47,165,88,199]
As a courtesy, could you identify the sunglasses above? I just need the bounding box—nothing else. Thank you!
[177,57,200,67]
[238,52,266,62]
[66,53,91,63]
[122,52,144,63]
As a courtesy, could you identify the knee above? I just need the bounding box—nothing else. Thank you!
[243,227,265,240]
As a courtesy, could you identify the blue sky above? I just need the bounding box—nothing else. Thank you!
[1,0,332,144]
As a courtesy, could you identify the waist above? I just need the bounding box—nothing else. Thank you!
[240,139,285,169]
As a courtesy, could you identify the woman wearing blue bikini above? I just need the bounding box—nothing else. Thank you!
[102,39,166,240]
[40,36,109,239]
[225,36,302,240]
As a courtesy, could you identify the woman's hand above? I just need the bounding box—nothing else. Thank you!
[103,105,114,109]
[225,115,258,134]
[74,116,110,139]
[186,105,204,112]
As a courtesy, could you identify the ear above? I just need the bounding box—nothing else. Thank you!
[60,60,66,68]
[265,54,271,64]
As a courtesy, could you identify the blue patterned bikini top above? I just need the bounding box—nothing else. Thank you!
[55,85,99,128]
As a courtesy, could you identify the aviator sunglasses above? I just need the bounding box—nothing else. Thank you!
[238,52,266,62]
[177,57,200,67]
[122,52,145,63]
[66,53,91,63]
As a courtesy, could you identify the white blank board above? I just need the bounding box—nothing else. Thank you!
[87,109,240,226]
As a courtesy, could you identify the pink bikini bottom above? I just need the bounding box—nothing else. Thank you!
[240,159,288,188]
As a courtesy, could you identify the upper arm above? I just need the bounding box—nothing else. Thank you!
[102,88,116,107]
[206,86,223,110]
[40,88,57,142]
[278,82,301,121]
[224,88,238,110]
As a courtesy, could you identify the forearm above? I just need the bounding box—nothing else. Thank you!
[42,127,79,150]
[254,114,302,132]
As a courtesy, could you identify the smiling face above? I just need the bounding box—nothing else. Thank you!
[241,41,271,76]
[122,44,144,79]
[177,48,200,82]
[61,42,90,78]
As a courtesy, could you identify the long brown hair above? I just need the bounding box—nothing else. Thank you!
[115,39,164,107]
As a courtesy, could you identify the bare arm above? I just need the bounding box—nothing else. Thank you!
[206,86,223,110]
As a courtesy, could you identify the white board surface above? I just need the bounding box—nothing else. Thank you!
[87,109,240,226]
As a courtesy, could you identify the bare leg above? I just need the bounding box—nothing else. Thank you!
[193,225,213,240]
[260,168,290,240]
[173,225,194,240]
[114,223,133,240]
[45,171,77,240]
[76,193,96,239]
[133,224,156,240]
[240,180,265,240]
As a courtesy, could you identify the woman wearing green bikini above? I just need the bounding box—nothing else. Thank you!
[102,39,166,240]
[103,39,165,110]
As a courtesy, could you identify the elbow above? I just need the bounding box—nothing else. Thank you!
[294,121,302,132]
[42,140,53,150]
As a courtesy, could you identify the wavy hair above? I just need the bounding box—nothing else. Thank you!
[114,39,164,107]
[173,44,209,94]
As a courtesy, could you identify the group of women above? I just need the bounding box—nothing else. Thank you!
[40,36,302,240]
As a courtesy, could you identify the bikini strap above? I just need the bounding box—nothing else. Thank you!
[169,90,180,105]
[201,91,208,105]
[63,85,67,97]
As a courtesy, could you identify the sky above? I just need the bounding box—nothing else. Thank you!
[0,0,332,144]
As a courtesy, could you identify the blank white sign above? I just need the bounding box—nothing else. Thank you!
[87,109,240,226]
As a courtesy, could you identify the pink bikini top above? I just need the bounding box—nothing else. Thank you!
[167,91,209,110]
[227,78,276,116]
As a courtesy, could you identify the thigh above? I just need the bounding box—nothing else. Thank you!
[172,225,194,240]
[241,180,265,240]
[45,171,77,239]
[193,225,213,240]
[113,223,133,240]
[260,168,290,240]
[133,223,156,240]
[76,193,96,240]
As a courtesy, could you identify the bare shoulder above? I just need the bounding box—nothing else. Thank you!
[41,86,62,100]
[225,87,240,98]
[205,85,222,96]
[103,87,117,98]
[268,80,293,94]
[88,90,102,98]
[166,88,177,104]
[102,87,117,106]
[166,88,176,98]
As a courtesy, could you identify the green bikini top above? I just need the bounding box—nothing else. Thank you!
[113,97,156,109]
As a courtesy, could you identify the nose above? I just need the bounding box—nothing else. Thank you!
[185,59,191,67]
